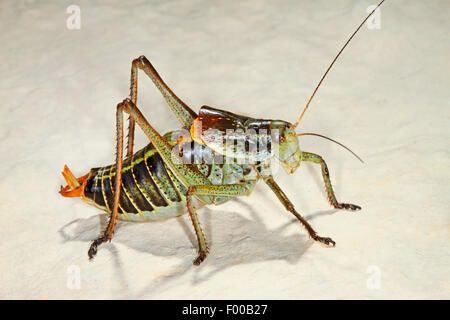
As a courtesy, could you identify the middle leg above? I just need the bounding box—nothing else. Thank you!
[186,183,254,265]
[117,98,255,265]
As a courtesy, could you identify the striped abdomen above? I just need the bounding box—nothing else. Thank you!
[83,140,188,221]
[82,131,262,221]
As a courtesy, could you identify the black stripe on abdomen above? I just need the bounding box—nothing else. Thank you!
[101,166,122,213]
[88,167,106,208]
[132,159,168,207]
[120,168,154,212]
[146,153,182,203]
[110,173,139,213]
[84,168,99,201]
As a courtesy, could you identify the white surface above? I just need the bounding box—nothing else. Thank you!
[0,0,448,299]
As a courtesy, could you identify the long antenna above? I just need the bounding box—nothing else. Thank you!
[295,133,364,163]
[293,0,385,128]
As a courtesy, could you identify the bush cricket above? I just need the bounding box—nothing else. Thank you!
[60,1,385,265]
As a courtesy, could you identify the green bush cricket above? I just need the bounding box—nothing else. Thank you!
[60,1,384,265]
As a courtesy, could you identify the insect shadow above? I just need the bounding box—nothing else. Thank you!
[59,198,336,294]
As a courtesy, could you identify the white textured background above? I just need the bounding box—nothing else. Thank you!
[0,0,448,299]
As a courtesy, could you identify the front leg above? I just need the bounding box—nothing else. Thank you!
[302,152,361,211]
[264,176,335,247]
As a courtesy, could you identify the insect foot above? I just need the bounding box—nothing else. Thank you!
[193,249,209,266]
[335,203,361,211]
[88,236,107,260]
[313,235,336,247]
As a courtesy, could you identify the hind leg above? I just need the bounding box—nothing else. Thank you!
[117,98,256,265]
[126,56,198,156]
[88,103,126,259]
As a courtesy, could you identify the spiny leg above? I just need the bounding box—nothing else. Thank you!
[118,98,258,265]
[118,99,211,187]
[186,189,208,266]
[88,104,125,259]
[126,55,198,156]
[116,98,213,263]
[264,176,335,246]
[302,152,361,211]
[187,183,253,265]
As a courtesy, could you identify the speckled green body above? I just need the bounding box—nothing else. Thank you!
[72,53,367,263]
[82,130,268,221]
